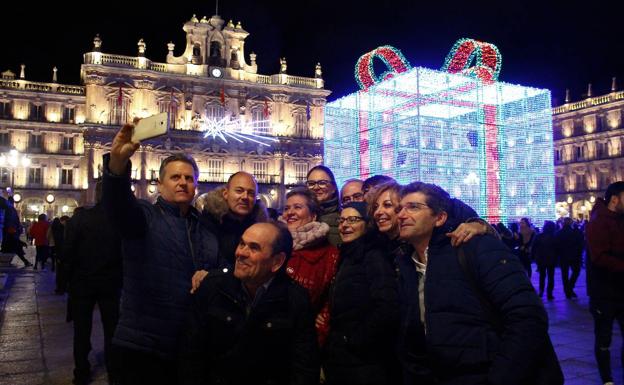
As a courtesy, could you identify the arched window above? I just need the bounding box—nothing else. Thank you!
[252,107,269,135]
[205,104,224,121]
[294,112,308,137]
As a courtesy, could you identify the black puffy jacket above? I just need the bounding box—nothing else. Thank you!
[324,234,400,385]
[180,272,320,385]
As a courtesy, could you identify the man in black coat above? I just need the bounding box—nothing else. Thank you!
[63,182,122,385]
[396,181,562,385]
[555,217,584,299]
[181,222,320,385]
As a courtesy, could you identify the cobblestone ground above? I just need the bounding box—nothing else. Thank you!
[0,246,622,384]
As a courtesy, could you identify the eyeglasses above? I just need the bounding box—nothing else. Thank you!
[338,216,364,225]
[306,180,331,188]
[342,192,364,204]
[396,202,430,214]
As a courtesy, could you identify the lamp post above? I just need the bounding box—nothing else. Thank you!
[0,149,31,192]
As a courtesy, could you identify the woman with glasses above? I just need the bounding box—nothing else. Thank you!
[281,187,340,347]
[306,165,341,246]
[324,201,399,385]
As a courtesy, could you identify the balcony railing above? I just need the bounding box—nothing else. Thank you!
[553,91,624,114]
[0,79,85,95]
[255,174,281,184]
[199,172,225,183]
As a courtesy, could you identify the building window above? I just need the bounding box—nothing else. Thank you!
[29,104,45,121]
[62,107,75,123]
[0,101,11,118]
[295,112,308,137]
[28,168,42,184]
[205,104,224,122]
[575,146,585,161]
[253,161,269,183]
[555,176,566,192]
[0,132,10,147]
[159,100,178,129]
[62,136,74,152]
[294,162,308,184]
[598,171,611,189]
[203,159,224,182]
[61,169,73,186]
[109,96,129,125]
[29,134,43,151]
[252,108,269,135]
[0,167,9,185]
[575,174,585,191]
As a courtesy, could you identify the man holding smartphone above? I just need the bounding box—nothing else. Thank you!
[102,120,220,385]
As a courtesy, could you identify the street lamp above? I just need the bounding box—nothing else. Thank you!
[0,148,31,191]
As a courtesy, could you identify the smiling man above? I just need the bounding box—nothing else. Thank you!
[182,222,320,385]
[195,171,269,268]
[395,181,562,385]
[103,121,220,385]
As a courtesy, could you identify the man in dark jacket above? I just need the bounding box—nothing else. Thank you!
[586,181,624,385]
[181,222,319,385]
[1,196,31,267]
[396,181,562,385]
[63,182,122,385]
[103,121,220,385]
[190,172,268,289]
[555,217,584,299]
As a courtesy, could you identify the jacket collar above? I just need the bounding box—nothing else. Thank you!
[156,196,199,219]
[320,196,340,215]
[591,198,623,220]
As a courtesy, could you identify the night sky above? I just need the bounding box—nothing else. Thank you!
[2,0,622,106]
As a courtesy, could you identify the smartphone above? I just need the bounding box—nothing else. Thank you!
[132,112,169,142]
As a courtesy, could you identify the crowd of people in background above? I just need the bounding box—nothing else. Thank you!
[3,120,624,385]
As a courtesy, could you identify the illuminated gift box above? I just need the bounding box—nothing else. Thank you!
[324,41,555,224]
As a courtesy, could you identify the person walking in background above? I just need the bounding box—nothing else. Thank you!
[533,221,558,300]
[1,196,31,267]
[63,182,122,385]
[586,181,624,385]
[556,217,584,299]
[517,217,535,278]
[306,165,341,245]
[29,213,50,270]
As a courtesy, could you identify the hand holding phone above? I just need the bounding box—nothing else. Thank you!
[132,112,169,142]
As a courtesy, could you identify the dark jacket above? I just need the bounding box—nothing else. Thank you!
[180,272,320,385]
[318,196,340,246]
[324,234,400,385]
[63,203,122,288]
[532,232,557,267]
[554,225,583,263]
[397,230,558,385]
[102,154,220,358]
[196,186,268,267]
[586,198,624,301]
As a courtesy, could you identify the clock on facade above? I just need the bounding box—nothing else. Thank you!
[211,67,223,78]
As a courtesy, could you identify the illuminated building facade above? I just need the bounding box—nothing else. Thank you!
[325,66,555,224]
[0,67,87,219]
[1,14,330,218]
[553,82,624,219]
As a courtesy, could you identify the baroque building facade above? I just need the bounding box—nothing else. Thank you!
[552,81,624,220]
[1,14,330,219]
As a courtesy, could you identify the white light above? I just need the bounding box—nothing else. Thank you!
[130,185,136,192]
[8,156,18,167]
[567,196,573,204]
[270,189,276,195]
[148,184,156,194]
[62,205,69,213]
[13,193,22,203]
[30,205,39,212]
[463,172,479,185]
[201,117,279,147]
[21,157,31,167]
[581,206,587,212]
[0,155,5,166]
[9,149,18,157]
[45,194,55,203]
[590,196,596,203]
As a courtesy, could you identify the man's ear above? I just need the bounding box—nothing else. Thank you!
[222,187,228,201]
[271,252,287,273]
[434,211,448,228]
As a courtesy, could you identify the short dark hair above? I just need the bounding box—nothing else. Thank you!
[38,213,47,221]
[306,165,338,199]
[605,181,624,204]
[286,187,321,218]
[363,175,396,193]
[159,153,199,181]
[400,182,451,215]
[266,221,293,263]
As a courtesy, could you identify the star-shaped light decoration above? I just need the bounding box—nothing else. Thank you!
[202,117,279,147]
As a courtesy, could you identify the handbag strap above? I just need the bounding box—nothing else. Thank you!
[457,246,503,334]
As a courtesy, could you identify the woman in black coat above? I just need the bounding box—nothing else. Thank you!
[533,220,558,300]
[324,202,399,385]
